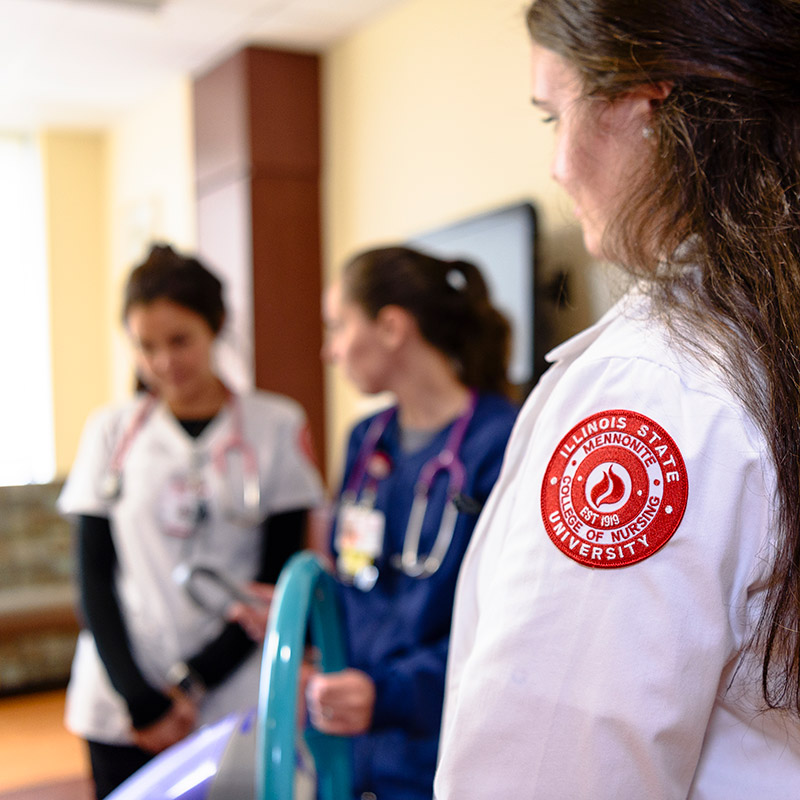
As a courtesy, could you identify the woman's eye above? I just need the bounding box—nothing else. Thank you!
[541,115,557,125]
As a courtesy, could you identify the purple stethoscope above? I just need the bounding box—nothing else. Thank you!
[340,390,478,582]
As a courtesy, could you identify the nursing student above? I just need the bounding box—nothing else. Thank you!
[306,246,518,800]
[434,1,800,797]
[58,244,324,799]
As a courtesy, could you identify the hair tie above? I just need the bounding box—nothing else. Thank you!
[446,268,467,291]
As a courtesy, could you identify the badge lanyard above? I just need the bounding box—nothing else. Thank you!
[336,390,478,589]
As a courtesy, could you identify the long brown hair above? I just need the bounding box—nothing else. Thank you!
[342,246,513,398]
[527,0,800,713]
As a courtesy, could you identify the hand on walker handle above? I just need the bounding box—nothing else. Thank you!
[226,581,275,642]
[306,668,376,736]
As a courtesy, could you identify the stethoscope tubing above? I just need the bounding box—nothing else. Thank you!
[212,393,261,524]
[101,392,159,500]
[344,390,478,580]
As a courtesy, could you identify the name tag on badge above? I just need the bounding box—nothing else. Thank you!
[160,474,208,538]
[336,503,385,580]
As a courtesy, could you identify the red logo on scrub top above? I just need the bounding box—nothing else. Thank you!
[541,410,688,568]
[299,423,319,467]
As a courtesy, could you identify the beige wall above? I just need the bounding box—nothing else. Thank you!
[42,131,109,478]
[106,76,197,403]
[321,0,598,480]
[44,78,197,478]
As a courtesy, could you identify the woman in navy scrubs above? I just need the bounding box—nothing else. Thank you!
[309,245,518,800]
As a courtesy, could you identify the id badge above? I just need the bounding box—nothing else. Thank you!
[159,473,209,538]
[335,503,385,581]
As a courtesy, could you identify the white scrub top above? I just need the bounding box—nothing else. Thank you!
[434,292,800,799]
[58,390,324,744]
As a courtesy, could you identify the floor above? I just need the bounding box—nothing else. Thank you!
[0,689,91,795]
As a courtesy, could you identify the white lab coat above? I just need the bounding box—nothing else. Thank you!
[435,291,800,799]
[58,390,324,744]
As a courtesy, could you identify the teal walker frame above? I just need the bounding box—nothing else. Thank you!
[256,551,353,800]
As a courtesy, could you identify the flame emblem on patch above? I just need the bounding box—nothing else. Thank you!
[590,465,627,508]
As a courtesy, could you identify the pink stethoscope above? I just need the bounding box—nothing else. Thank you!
[100,389,261,528]
[341,390,478,581]
[99,388,267,618]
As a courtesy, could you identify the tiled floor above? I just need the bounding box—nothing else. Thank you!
[0,689,89,794]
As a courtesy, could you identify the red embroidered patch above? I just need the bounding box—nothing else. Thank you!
[541,410,688,568]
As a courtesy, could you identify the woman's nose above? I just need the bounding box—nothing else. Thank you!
[150,348,173,375]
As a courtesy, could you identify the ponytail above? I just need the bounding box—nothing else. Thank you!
[444,259,513,398]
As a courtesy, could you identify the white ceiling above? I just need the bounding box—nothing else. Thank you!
[0,0,403,129]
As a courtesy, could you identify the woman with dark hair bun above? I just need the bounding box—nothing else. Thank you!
[306,245,518,800]
[58,243,324,798]
[435,1,800,797]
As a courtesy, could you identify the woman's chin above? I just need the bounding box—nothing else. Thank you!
[581,227,618,263]
[581,232,604,261]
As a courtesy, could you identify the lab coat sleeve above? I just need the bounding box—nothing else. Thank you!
[57,405,121,517]
[257,396,324,515]
[434,354,772,799]
[77,514,173,728]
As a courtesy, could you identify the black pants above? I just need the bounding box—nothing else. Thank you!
[87,739,153,799]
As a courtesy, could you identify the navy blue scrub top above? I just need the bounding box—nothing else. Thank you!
[329,392,518,800]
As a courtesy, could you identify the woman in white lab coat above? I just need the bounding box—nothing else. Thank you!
[434,1,800,798]
[59,244,323,798]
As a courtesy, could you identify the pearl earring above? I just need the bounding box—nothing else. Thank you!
[642,126,655,140]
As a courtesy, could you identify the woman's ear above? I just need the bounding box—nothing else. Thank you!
[629,81,672,117]
[621,80,673,134]
[375,305,415,350]
[646,80,672,111]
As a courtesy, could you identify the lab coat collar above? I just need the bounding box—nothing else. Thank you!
[544,290,638,364]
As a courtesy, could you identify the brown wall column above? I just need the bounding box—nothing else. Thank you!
[194,46,325,474]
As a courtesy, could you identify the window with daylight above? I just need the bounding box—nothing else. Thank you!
[0,133,55,485]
